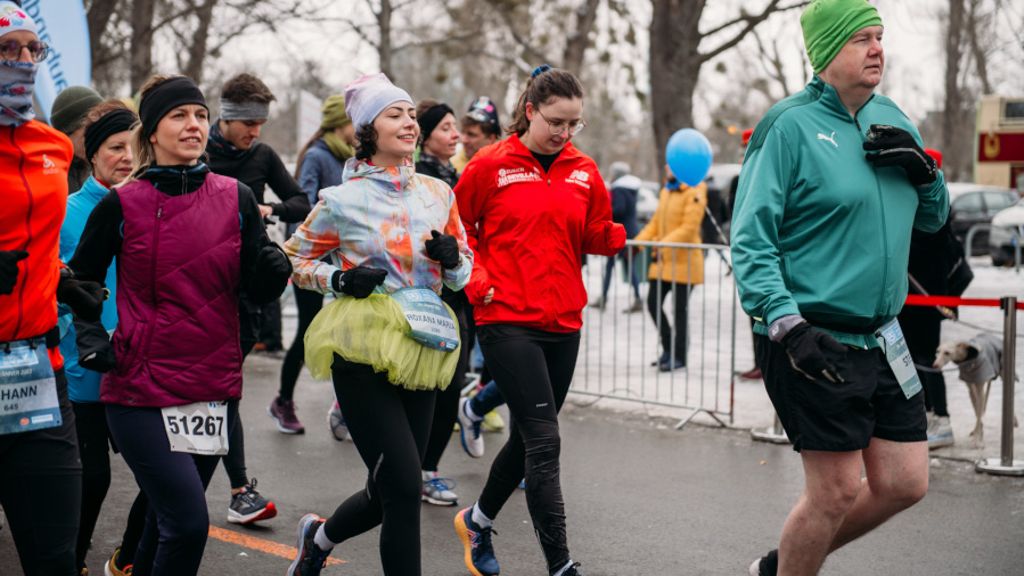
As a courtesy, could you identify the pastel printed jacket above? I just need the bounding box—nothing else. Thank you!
[285,158,472,295]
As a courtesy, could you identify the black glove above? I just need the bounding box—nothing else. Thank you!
[0,250,28,295]
[863,124,937,187]
[257,244,292,278]
[332,266,387,298]
[424,230,460,270]
[56,269,107,322]
[781,322,847,384]
[74,318,116,373]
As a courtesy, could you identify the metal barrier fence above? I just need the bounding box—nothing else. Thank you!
[573,240,737,428]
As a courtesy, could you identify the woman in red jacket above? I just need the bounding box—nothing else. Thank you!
[452,65,625,576]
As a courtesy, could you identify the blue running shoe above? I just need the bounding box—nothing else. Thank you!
[454,507,499,576]
[288,513,332,576]
[457,397,484,458]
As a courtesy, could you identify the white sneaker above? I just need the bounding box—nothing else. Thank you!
[421,471,458,506]
[327,401,349,442]
[928,416,954,449]
[457,397,485,458]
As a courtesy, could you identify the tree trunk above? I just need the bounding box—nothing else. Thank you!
[649,0,702,180]
[942,0,966,181]
[130,0,157,93]
[184,0,218,84]
[377,0,393,78]
[87,0,119,72]
[562,0,601,76]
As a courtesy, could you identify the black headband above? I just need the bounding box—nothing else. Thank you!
[84,108,138,162]
[417,103,454,142]
[139,76,208,138]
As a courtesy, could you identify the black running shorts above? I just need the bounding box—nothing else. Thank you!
[755,334,927,452]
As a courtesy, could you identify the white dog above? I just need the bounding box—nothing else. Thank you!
[933,333,1018,446]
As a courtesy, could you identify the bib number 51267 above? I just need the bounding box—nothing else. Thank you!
[161,401,229,456]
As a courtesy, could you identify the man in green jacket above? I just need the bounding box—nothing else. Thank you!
[733,1,949,575]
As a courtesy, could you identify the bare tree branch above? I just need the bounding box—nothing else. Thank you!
[483,0,550,66]
[700,0,808,63]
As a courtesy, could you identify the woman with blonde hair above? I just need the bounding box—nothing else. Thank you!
[69,74,290,576]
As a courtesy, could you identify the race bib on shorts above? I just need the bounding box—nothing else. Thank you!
[161,401,229,455]
[874,318,922,400]
[391,288,459,352]
[0,338,61,435]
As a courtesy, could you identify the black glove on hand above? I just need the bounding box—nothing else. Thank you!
[57,269,107,322]
[863,124,938,187]
[75,318,116,373]
[0,250,28,295]
[424,230,460,270]
[332,266,387,298]
[781,322,847,384]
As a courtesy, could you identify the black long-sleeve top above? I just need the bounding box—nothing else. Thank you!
[69,163,287,305]
[206,142,310,223]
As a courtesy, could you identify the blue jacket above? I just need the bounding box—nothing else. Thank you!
[609,174,641,239]
[59,176,118,402]
[289,139,345,236]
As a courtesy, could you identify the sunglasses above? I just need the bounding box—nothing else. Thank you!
[0,40,48,63]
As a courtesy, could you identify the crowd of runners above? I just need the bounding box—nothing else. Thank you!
[0,0,958,574]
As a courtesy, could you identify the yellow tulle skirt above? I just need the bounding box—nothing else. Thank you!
[304,294,460,391]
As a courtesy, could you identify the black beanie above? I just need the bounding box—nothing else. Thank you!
[417,103,454,143]
[84,108,138,162]
[139,76,208,138]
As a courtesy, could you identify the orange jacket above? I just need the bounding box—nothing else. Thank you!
[0,120,73,367]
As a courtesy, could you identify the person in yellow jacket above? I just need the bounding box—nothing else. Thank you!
[634,168,706,372]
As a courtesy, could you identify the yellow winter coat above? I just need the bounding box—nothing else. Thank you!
[634,183,706,284]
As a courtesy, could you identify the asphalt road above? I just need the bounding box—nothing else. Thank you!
[3,353,1023,575]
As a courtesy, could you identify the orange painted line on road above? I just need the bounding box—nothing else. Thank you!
[208,525,346,566]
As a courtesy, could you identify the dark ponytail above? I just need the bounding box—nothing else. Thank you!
[507,65,584,137]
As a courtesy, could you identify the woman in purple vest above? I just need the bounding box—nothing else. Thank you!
[68,74,291,576]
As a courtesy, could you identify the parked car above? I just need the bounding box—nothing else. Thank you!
[946,183,1019,255]
[989,197,1024,266]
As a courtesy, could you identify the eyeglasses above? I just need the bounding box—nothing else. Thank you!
[0,40,48,63]
[535,109,585,136]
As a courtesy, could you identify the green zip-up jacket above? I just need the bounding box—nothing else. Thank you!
[732,77,949,349]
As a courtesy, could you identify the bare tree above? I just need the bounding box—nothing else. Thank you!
[130,0,157,92]
[649,0,806,177]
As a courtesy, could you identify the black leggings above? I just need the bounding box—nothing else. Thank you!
[106,402,237,576]
[0,370,81,576]
[279,286,325,401]
[422,302,471,472]
[646,279,691,363]
[73,401,111,570]
[476,325,580,574]
[221,338,257,490]
[323,355,436,576]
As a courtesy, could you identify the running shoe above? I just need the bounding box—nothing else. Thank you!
[327,401,349,441]
[269,396,306,434]
[658,358,686,373]
[457,397,485,458]
[928,415,954,449]
[482,410,505,433]
[454,507,500,576]
[288,513,332,576]
[748,549,778,576]
[738,367,763,380]
[422,472,459,506]
[557,562,584,576]
[103,547,132,576]
[227,479,278,524]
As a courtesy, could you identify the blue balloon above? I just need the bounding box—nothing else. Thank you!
[665,129,713,187]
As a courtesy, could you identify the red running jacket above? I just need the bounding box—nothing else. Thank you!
[454,134,625,333]
[0,121,73,368]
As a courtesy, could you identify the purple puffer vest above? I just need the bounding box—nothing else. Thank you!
[101,172,243,407]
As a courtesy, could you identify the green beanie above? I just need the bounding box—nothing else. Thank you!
[320,94,350,130]
[800,0,883,74]
[50,85,103,135]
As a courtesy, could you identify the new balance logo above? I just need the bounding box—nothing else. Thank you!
[816,131,838,148]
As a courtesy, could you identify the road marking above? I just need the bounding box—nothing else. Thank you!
[208,525,346,566]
